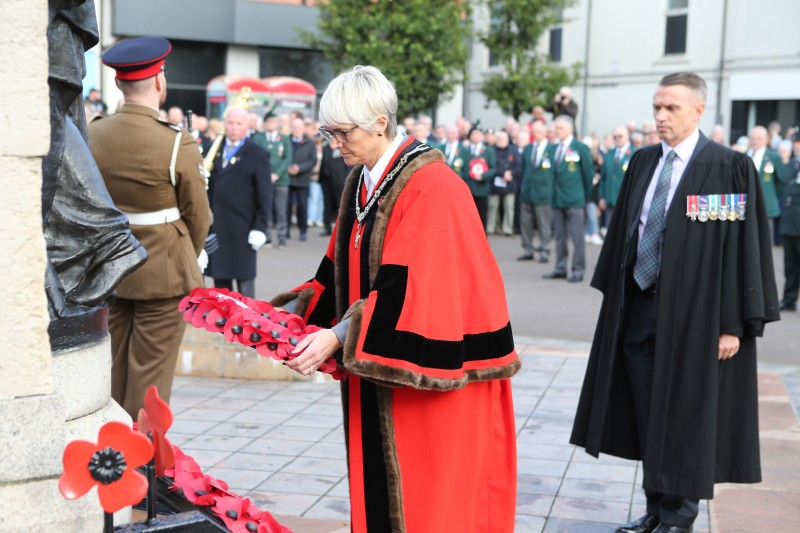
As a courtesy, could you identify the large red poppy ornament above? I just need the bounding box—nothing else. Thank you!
[179,287,345,380]
[136,386,175,476]
[59,421,154,513]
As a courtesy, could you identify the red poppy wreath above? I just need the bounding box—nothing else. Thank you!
[179,287,345,380]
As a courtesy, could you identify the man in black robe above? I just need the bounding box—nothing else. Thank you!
[570,72,779,533]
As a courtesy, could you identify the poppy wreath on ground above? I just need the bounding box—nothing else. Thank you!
[179,287,345,380]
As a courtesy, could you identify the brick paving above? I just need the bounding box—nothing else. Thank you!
[164,334,800,532]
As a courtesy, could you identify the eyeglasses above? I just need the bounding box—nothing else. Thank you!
[319,125,359,144]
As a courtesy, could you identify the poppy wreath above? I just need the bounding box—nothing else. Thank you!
[179,287,345,380]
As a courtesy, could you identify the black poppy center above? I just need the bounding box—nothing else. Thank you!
[88,447,127,484]
[246,521,258,532]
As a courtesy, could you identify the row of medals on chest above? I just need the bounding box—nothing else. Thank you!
[686,194,747,222]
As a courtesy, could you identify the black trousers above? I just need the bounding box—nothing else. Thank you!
[783,235,800,307]
[289,186,309,236]
[623,284,699,528]
[322,180,344,233]
[473,195,488,230]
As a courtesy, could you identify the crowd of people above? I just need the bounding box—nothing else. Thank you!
[88,81,799,301]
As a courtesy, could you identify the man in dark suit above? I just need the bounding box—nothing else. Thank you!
[206,106,272,298]
[487,131,521,235]
[319,140,351,236]
[570,72,779,533]
[287,117,318,241]
[780,141,800,311]
[543,116,593,282]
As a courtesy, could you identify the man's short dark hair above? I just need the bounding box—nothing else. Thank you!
[659,72,707,103]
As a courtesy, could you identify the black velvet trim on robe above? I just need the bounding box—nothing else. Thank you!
[363,264,515,369]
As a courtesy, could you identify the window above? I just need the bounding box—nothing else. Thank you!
[549,6,564,62]
[488,5,502,66]
[549,28,563,62]
[665,0,688,55]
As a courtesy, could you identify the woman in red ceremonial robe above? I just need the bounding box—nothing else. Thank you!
[272,66,519,533]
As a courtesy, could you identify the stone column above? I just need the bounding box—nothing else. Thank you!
[0,1,128,530]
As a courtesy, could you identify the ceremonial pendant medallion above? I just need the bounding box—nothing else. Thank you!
[698,206,709,222]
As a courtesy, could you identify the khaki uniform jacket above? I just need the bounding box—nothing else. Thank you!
[89,103,211,300]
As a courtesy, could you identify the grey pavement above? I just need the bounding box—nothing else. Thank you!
[169,341,714,532]
[173,231,800,531]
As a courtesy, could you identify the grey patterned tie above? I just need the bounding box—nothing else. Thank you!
[633,150,677,290]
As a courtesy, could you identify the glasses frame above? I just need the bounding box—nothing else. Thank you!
[319,125,359,144]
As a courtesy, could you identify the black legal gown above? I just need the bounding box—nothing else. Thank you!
[570,134,780,500]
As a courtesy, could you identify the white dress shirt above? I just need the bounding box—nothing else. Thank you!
[363,132,405,198]
[748,146,765,171]
[638,128,700,240]
[556,135,574,162]
[445,141,460,164]
[532,140,547,166]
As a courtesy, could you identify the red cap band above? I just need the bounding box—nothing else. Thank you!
[115,60,165,81]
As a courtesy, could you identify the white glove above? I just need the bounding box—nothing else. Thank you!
[197,249,209,272]
[248,230,268,251]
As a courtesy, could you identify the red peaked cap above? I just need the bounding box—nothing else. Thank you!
[102,36,172,81]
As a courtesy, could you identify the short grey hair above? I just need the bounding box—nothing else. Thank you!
[659,72,708,103]
[554,115,574,131]
[319,65,398,138]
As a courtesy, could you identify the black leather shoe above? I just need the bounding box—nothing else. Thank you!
[539,255,549,263]
[615,514,660,533]
[568,273,584,283]
[780,301,796,311]
[653,525,692,533]
[542,271,567,279]
[517,254,534,261]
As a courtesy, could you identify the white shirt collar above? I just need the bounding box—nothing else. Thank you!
[562,135,574,147]
[661,128,700,163]
[364,132,406,197]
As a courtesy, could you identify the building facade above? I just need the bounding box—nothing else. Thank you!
[91,0,800,142]
[456,0,800,142]
[92,0,333,116]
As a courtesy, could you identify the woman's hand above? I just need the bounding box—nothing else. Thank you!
[285,329,342,376]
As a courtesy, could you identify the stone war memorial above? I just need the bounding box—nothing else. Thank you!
[0,0,147,530]
[0,3,313,531]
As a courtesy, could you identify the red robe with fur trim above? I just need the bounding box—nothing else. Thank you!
[273,138,519,533]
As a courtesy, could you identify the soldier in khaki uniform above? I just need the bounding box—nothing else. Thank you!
[88,37,211,417]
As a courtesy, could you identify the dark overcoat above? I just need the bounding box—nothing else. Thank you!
[207,137,271,280]
[570,134,780,500]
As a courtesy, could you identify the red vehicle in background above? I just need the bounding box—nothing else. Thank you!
[206,75,316,119]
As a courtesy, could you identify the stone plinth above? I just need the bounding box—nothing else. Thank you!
[178,326,333,383]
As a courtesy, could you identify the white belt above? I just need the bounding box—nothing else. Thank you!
[123,207,181,225]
